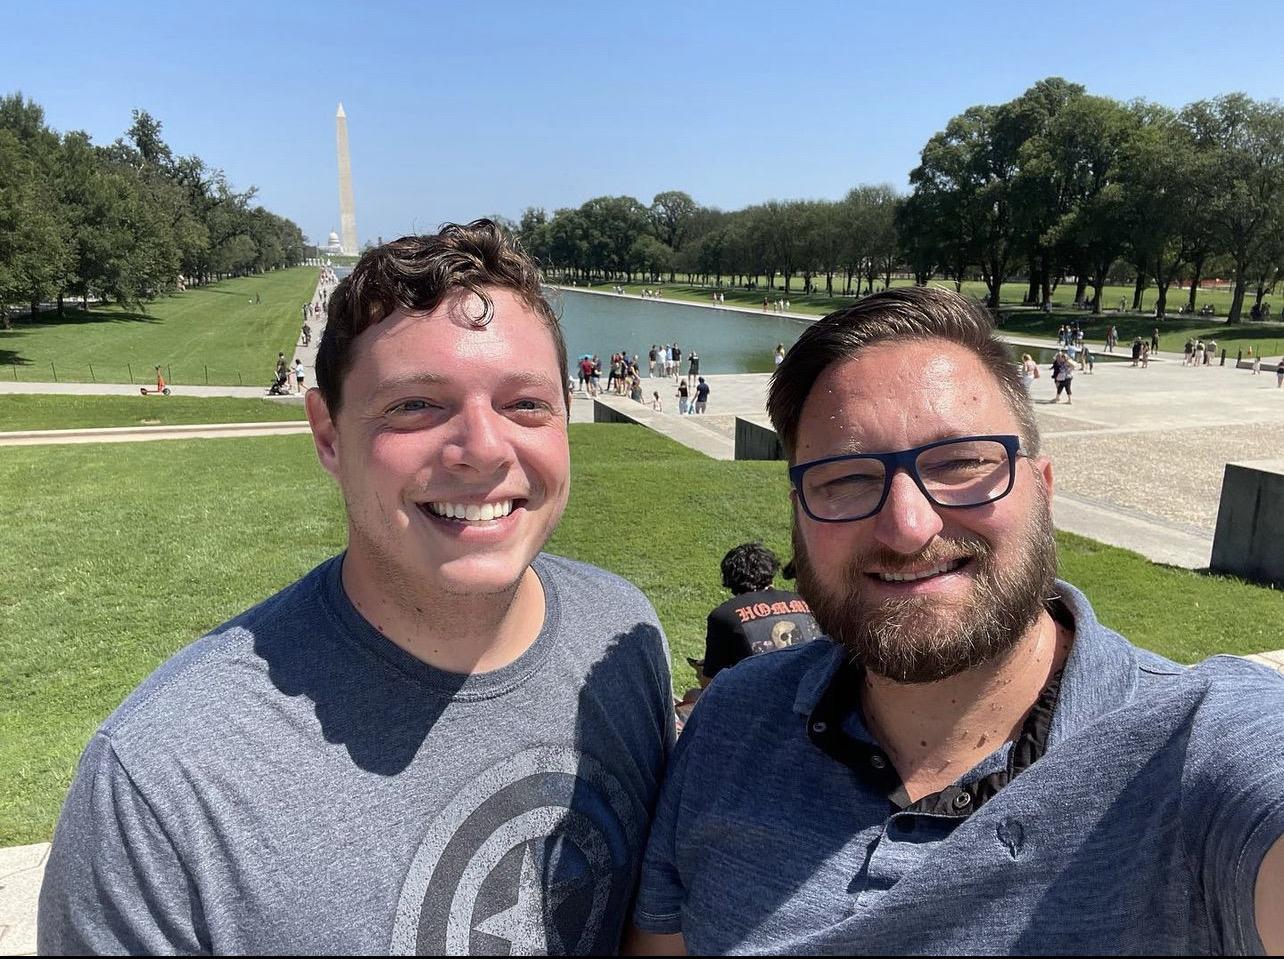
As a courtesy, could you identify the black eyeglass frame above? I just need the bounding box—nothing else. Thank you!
[788,434,1025,524]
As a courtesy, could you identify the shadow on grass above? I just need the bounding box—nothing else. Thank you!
[17,308,160,329]
[0,348,32,368]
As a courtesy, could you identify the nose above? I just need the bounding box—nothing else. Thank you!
[870,467,943,555]
[440,400,514,475]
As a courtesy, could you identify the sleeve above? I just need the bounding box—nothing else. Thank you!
[702,608,747,679]
[37,733,206,955]
[1180,661,1284,954]
[631,699,705,934]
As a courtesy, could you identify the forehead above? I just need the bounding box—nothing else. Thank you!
[347,288,560,385]
[795,339,1017,456]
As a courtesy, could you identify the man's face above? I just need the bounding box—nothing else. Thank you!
[307,288,570,599]
[789,339,1058,684]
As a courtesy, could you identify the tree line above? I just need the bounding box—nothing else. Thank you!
[0,93,310,318]
[516,78,1284,323]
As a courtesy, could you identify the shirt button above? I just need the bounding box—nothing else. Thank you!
[869,754,887,770]
[953,792,973,809]
[811,721,827,734]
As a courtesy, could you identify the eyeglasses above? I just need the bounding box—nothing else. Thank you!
[789,435,1024,523]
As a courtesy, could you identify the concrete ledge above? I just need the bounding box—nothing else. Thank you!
[734,415,784,461]
[1211,460,1284,587]
[592,396,733,459]
[0,422,312,447]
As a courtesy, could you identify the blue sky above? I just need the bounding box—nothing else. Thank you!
[4,0,1279,247]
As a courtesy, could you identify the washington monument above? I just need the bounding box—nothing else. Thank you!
[335,102,358,255]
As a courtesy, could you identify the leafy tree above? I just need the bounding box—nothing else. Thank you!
[1182,94,1284,322]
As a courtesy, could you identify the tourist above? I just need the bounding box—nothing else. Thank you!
[649,344,657,378]
[1131,337,1143,367]
[630,375,643,403]
[1151,328,1160,352]
[39,221,674,954]
[1140,341,1150,367]
[1277,358,1284,388]
[774,343,786,367]
[1018,353,1040,392]
[676,378,690,414]
[292,357,306,394]
[1051,350,1073,404]
[626,285,1284,955]
[688,350,700,380]
[693,543,821,687]
[671,343,682,382]
[1207,339,1217,366]
[694,376,710,414]
[651,390,663,412]
[1253,353,1262,375]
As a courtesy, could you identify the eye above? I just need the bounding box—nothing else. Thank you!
[509,398,552,414]
[386,398,437,415]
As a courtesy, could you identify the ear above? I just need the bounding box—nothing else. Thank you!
[1033,455,1054,502]
[306,389,341,480]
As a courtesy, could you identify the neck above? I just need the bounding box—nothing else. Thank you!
[340,549,546,675]
[860,610,1071,802]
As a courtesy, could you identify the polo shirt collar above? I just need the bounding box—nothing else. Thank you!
[791,578,1142,743]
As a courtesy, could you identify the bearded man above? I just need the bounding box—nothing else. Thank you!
[626,287,1284,955]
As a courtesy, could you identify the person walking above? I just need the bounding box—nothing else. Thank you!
[688,350,700,380]
[1052,350,1073,404]
[1277,358,1284,389]
[694,376,710,414]
[1019,353,1040,392]
[676,379,690,415]
[292,358,306,394]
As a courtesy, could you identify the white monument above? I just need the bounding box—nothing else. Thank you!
[336,103,359,255]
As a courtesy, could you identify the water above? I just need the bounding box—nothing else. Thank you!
[550,289,810,374]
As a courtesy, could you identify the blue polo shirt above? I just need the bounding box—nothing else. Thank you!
[634,580,1284,954]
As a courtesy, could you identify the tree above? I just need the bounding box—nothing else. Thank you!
[649,190,698,280]
[1182,94,1284,323]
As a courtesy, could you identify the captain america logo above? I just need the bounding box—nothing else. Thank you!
[389,746,642,955]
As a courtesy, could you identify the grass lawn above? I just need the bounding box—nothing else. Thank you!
[585,281,1284,355]
[0,268,318,387]
[2,424,1280,844]
[0,395,308,431]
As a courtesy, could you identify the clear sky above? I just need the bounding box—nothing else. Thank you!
[4,0,1279,248]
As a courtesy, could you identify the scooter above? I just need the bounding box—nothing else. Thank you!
[140,368,171,396]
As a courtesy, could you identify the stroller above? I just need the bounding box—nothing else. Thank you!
[266,370,291,396]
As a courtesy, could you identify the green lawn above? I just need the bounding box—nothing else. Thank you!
[586,281,1284,355]
[0,395,308,431]
[0,268,318,387]
[2,424,1280,843]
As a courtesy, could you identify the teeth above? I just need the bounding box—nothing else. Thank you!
[875,559,963,582]
[428,500,513,522]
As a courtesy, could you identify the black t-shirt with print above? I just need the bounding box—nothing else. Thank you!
[703,588,822,679]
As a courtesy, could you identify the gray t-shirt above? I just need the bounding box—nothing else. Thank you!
[635,579,1284,954]
[39,553,674,955]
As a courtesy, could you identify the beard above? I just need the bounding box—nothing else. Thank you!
[791,490,1058,684]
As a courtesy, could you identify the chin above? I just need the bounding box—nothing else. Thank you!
[433,553,533,597]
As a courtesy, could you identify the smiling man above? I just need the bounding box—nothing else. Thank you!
[39,222,674,955]
[627,287,1284,955]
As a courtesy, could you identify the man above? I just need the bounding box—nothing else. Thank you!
[698,542,821,683]
[628,286,1284,954]
[693,376,709,413]
[40,221,674,955]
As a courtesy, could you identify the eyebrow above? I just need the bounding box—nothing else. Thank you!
[363,370,563,399]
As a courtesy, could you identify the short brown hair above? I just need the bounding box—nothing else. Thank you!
[315,220,567,413]
[767,286,1040,458]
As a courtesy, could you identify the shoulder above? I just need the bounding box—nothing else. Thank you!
[699,639,840,722]
[96,559,338,759]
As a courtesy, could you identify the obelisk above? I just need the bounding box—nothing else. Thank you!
[335,102,359,256]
